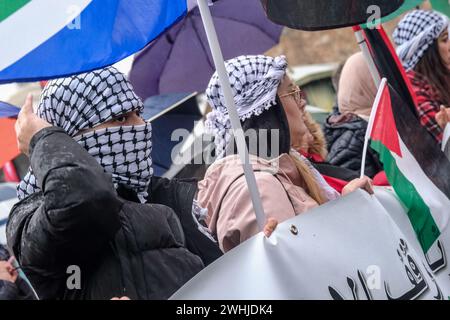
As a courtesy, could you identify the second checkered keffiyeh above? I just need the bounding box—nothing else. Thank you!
[205,55,288,159]
[17,67,153,202]
[393,10,449,71]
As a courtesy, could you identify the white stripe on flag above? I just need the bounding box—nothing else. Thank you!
[0,0,92,72]
[393,136,450,231]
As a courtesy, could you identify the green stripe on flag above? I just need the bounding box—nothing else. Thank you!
[371,140,440,252]
[0,0,31,23]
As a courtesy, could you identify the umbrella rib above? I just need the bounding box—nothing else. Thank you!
[191,15,216,70]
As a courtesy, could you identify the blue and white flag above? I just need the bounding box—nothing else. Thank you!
[0,0,188,83]
[0,101,20,118]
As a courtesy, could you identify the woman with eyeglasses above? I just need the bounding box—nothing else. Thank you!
[196,55,373,253]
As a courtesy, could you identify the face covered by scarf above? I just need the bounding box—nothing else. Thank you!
[17,67,153,203]
[205,55,288,159]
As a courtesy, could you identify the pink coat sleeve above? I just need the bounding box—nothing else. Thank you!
[216,172,301,252]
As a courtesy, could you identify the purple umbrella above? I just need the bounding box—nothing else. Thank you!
[129,0,283,100]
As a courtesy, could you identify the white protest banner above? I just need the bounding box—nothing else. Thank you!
[376,187,450,298]
[171,189,446,300]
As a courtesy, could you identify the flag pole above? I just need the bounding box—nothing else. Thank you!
[196,0,266,231]
[360,78,387,179]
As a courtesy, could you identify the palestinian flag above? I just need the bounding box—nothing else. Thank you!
[431,0,450,17]
[0,0,187,83]
[362,26,450,252]
[369,80,450,253]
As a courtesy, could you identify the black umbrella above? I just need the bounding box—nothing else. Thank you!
[260,0,404,30]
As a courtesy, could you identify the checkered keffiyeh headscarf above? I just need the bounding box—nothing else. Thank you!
[393,10,449,71]
[205,55,288,159]
[17,66,153,203]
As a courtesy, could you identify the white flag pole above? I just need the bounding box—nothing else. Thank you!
[360,78,387,179]
[196,0,266,230]
[353,27,381,88]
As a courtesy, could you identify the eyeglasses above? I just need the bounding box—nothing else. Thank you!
[279,86,306,105]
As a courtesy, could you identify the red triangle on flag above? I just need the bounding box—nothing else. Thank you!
[371,85,402,157]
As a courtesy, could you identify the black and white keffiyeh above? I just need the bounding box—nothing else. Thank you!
[205,55,288,159]
[393,10,449,71]
[17,66,153,202]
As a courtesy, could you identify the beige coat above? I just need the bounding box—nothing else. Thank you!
[197,154,319,252]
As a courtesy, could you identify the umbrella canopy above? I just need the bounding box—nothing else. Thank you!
[129,0,283,100]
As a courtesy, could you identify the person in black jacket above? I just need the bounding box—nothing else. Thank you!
[7,67,207,300]
[324,111,383,178]
[323,52,383,178]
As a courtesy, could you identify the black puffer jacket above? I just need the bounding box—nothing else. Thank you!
[149,177,222,266]
[324,112,383,178]
[6,127,204,300]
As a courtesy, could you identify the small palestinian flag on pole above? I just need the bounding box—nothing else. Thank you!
[364,79,450,253]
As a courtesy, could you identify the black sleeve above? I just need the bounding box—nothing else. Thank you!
[7,127,122,297]
[0,281,20,300]
[149,176,222,265]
